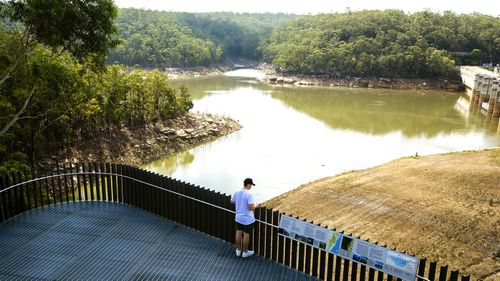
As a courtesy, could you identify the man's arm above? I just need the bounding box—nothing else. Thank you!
[248,203,259,210]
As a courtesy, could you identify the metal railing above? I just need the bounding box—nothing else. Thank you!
[0,163,470,281]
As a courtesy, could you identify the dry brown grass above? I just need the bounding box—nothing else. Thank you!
[265,149,500,280]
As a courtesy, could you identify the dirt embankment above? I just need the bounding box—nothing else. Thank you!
[40,112,241,167]
[264,149,500,280]
[257,63,465,91]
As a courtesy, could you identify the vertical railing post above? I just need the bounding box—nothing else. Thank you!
[0,176,6,222]
[153,172,161,216]
[265,208,273,259]
[32,169,40,208]
[284,235,292,268]
[334,254,342,281]
[351,236,360,281]
[49,165,57,204]
[225,194,235,244]
[8,173,17,214]
[438,265,448,281]
[327,253,335,281]
[259,207,271,255]
[368,262,376,281]
[449,270,459,281]
[99,162,106,201]
[428,261,437,281]
[126,164,132,204]
[75,163,82,201]
[200,188,209,235]
[212,191,222,239]
[291,238,298,271]
[88,163,94,201]
[7,173,16,215]
[111,164,120,204]
[93,162,100,201]
[62,164,69,203]
[304,220,312,275]
[418,258,427,281]
[166,177,175,222]
[42,167,50,205]
[105,163,112,202]
[55,165,63,203]
[277,212,284,264]
[170,178,181,223]
[298,226,306,272]
[199,188,208,235]
[81,163,88,201]
[160,175,168,218]
[312,224,320,278]
[214,190,222,238]
[184,183,194,228]
[319,243,326,280]
[132,165,140,207]
[17,171,27,212]
[253,207,262,255]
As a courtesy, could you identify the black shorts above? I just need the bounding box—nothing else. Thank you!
[235,222,255,233]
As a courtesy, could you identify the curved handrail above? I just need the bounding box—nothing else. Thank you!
[0,171,441,281]
[0,171,278,228]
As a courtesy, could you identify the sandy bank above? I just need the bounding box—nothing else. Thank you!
[265,149,500,280]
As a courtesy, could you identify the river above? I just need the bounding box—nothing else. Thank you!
[144,69,500,202]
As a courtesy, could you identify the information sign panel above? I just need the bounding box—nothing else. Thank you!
[278,215,418,281]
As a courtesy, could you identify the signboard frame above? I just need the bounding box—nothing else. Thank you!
[278,214,419,281]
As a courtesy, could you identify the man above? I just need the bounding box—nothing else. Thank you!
[230,178,258,258]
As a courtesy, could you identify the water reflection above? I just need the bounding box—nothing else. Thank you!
[146,71,500,202]
[150,150,195,175]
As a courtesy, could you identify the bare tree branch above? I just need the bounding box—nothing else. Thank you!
[0,30,32,86]
[34,109,70,137]
[0,87,36,137]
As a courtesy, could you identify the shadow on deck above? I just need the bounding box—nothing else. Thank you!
[0,201,316,281]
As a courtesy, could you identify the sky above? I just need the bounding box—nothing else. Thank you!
[114,0,500,16]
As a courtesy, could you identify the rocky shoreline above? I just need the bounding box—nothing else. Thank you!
[165,60,259,79]
[257,63,465,91]
[39,113,241,168]
[163,62,465,91]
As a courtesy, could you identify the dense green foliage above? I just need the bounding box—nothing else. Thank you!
[0,39,192,174]
[0,3,192,175]
[261,10,500,79]
[108,9,297,67]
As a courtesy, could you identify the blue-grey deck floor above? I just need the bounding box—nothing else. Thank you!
[0,201,317,281]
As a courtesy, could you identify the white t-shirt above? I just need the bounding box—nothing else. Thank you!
[231,189,256,225]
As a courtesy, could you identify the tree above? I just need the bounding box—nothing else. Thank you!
[0,0,119,138]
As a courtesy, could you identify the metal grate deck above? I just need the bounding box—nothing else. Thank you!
[0,201,317,280]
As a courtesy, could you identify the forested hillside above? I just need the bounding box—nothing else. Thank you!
[261,10,500,79]
[107,9,297,67]
[0,3,192,174]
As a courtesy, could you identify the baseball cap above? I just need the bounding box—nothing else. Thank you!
[244,178,255,186]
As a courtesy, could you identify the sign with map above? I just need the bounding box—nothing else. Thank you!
[278,215,418,281]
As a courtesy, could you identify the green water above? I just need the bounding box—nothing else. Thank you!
[145,70,500,202]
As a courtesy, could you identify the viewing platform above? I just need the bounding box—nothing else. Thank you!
[0,201,315,280]
[0,164,471,281]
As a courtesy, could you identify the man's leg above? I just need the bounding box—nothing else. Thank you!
[242,232,250,252]
[241,229,254,258]
[235,230,243,251]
